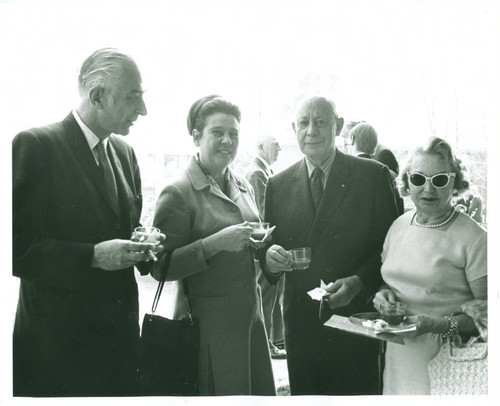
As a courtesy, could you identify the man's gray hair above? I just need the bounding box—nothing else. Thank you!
[294,96,340,120]
[78,48,135,98]
[255,134,275,149]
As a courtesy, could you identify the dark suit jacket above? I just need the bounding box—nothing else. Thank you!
[356,152,372,159]
[263,150,398,394]
[12,113,148,396]
[245,157,272,217]
[375,148,399,175]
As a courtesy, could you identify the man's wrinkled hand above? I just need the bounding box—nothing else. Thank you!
[322,275,364,310]
[92,239,159,271]
[265,244,292,274]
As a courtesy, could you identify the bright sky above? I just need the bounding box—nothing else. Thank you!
[1,0,499,156]
[1,1,499,404]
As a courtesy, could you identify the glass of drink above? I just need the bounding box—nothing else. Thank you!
[132,226,161,245]
[131,226,161,261]
[380,302,407,325]
[248,222,269,241]
[289,247,311,270]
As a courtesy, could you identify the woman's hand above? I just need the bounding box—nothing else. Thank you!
[202,222,253,255]
[248,226,274,250]
[372,285,397,312]
[396,315,450,338]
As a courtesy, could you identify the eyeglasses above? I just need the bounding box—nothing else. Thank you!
[408,172,456,188]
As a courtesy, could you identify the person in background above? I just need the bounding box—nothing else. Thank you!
[262,96,398,395]
[350,123,404,215]
[12,48,164,396]
[245,135,286,359]
[374,142,400,176]
[349,122,378,159]
[152,95,276,396]
[339,119,364,154]
[453,186,484,224]
[373,137,487,395]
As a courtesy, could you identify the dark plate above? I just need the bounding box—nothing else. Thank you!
[349,312,416,334]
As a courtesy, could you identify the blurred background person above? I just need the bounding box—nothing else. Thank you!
[374,141,400,176]
[349,122,404,215]
[453,185,484,224]
[373,137,487,395]
[245,135,286,359]
[349,122,378,159]
[152,95,275,396]
[339,119,364,154]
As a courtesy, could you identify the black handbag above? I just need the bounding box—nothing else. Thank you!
[139,252,199,396]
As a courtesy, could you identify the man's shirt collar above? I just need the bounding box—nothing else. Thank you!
[305,147,336,180]
[72,110,107,164]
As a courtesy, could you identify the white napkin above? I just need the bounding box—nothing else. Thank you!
[307,280,328,301]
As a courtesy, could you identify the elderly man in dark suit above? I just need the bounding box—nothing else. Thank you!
[12,48,164,396]
[245,135,286,358]
[263,96,398,395]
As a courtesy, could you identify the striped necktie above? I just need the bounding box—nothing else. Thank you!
[96,140,119,213]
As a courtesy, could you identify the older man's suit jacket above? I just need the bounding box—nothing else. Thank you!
[264,150,398,395]
[12,113,148,396]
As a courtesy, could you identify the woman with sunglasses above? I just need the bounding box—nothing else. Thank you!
[372,137,487,395]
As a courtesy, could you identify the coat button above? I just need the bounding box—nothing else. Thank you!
[325,266,333,273]
[334,234,340,240]
[190,249,197,256]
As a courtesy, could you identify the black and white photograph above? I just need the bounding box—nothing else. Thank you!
[1,0,498,405]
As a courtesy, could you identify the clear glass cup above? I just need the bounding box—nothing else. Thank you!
[289,247,311,270]
[131,226,161,261]
[132,226,161,246]
[380,301,407,326]
[248,221,269,241]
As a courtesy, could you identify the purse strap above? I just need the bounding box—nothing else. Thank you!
[150,251,195,325]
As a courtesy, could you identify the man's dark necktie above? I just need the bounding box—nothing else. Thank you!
[96,140,119,213]
[310,166,324,210]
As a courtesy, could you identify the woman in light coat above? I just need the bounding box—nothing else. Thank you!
[152,95,275,396]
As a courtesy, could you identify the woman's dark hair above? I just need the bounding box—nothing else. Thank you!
[187,95,241,135]
[398,136,469,196]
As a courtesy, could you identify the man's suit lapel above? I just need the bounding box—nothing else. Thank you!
[308,151,353,247]
[62,113,120,219]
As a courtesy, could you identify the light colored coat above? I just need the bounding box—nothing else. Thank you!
[152,156,275,396]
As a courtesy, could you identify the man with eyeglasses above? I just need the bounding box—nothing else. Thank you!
[261,96,398,395]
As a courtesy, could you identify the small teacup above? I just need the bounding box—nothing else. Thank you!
[248,222,269,241]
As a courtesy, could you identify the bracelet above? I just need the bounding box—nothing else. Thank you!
[441,316,459,340]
